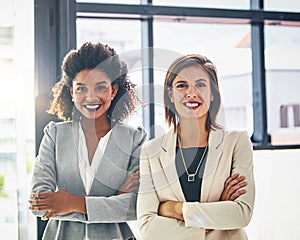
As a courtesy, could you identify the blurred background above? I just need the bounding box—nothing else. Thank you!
[0,0,299,239]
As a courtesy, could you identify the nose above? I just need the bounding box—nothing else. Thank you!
[185,85,197,98]
[85,89,99,101]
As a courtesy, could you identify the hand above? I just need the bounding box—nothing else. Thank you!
[116,171,140,195]
[28,190,86,220]
[220,173,247,201]
[158,200,184,221]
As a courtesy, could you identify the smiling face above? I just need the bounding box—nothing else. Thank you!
[70,69,118,121]
[168,65,214,121]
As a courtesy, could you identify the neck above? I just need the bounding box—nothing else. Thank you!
[80,115,111,139]
[178,117,208,147]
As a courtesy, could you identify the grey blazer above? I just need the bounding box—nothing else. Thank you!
[30,121,147,240]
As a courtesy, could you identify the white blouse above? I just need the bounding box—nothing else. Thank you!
[78,123,112,195]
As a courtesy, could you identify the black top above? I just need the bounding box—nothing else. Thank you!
[175,146,208,202]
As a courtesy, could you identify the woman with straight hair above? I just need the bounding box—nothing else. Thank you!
[137,53,255,240]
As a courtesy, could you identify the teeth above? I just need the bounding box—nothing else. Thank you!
[185,102,199,107]
[85,104,100,109]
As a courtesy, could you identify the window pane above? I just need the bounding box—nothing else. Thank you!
[265,0,300,12]
[153,21,252,137]
[76,0,140,4]
[153,0,249,10]
[265,25,300,145]
[0,0,36,239]
[77,18,143,127]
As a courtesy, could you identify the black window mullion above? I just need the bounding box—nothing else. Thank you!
[251,22,269,147]
[141,17,155,139]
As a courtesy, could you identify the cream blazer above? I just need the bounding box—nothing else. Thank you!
[137,128,255,240]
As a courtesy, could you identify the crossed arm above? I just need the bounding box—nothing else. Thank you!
[29,170,245,221]
[28,122,146,222]
[28,171,140,220]
[158,173,247,221]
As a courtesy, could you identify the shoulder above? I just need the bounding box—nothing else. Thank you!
[224,130,250,142]
[44,120,72,131]
[114,122,146,138]
[113,122,147,146]
[43,121,73,138]
[142,129,174,151]
[115,122,145,135]
[223,129,253,149]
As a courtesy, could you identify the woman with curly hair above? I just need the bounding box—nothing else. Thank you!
[29,42,146,240]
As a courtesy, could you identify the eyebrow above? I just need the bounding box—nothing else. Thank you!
[195,79,208,83]
[74,81,109,86]
[174,79,208,84]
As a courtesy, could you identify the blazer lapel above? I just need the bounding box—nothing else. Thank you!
[90,123,129,194]
[159,130,186,202]
[66,121,86,195]
[201,128,224,202]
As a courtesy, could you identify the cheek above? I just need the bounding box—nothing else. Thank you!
[172,91,184,101]
[72,93,83,102]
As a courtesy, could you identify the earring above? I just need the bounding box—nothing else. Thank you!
[111,96,114,100]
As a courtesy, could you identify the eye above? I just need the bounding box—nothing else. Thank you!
[175,82,188,89]
[96,85,107,91]
[195,82,206,88]
[76,86,86,92]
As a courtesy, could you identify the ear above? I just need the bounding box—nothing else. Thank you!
[210,94,214,101]
[111,84,119,99]
[167,87,174,103]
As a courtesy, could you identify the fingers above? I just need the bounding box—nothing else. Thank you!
[28,198,47,206]
[226,175,246,190]
[229,189,246,200]
[42,211,55,221]
[28,198,50,211]
[29,205,50,211]
[227,178,247,196]
[31,191,52,199]
[221,173,248,201]
[117,172,140,194]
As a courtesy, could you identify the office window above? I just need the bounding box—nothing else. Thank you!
[280,104,300,128]
[153,0,249,9]
[265,0,300,12]
[76,0,140,4]
[265,25,300,145]
[153,21,252,136]
[0,0,36,239]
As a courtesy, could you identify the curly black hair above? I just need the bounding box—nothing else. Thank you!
[47,42,141,124]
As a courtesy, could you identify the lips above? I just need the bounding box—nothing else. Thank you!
[183,101,201,109]
[84,104,101,111]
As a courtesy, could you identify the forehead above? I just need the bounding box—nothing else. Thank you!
[74,69,111,84]
[173,65,209,84]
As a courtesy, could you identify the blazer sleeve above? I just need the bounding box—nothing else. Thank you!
[30,122,58,219]
[137,143,205,240]
[182,131,255,230]
[29,122,85,222]
[83,126,147,223]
